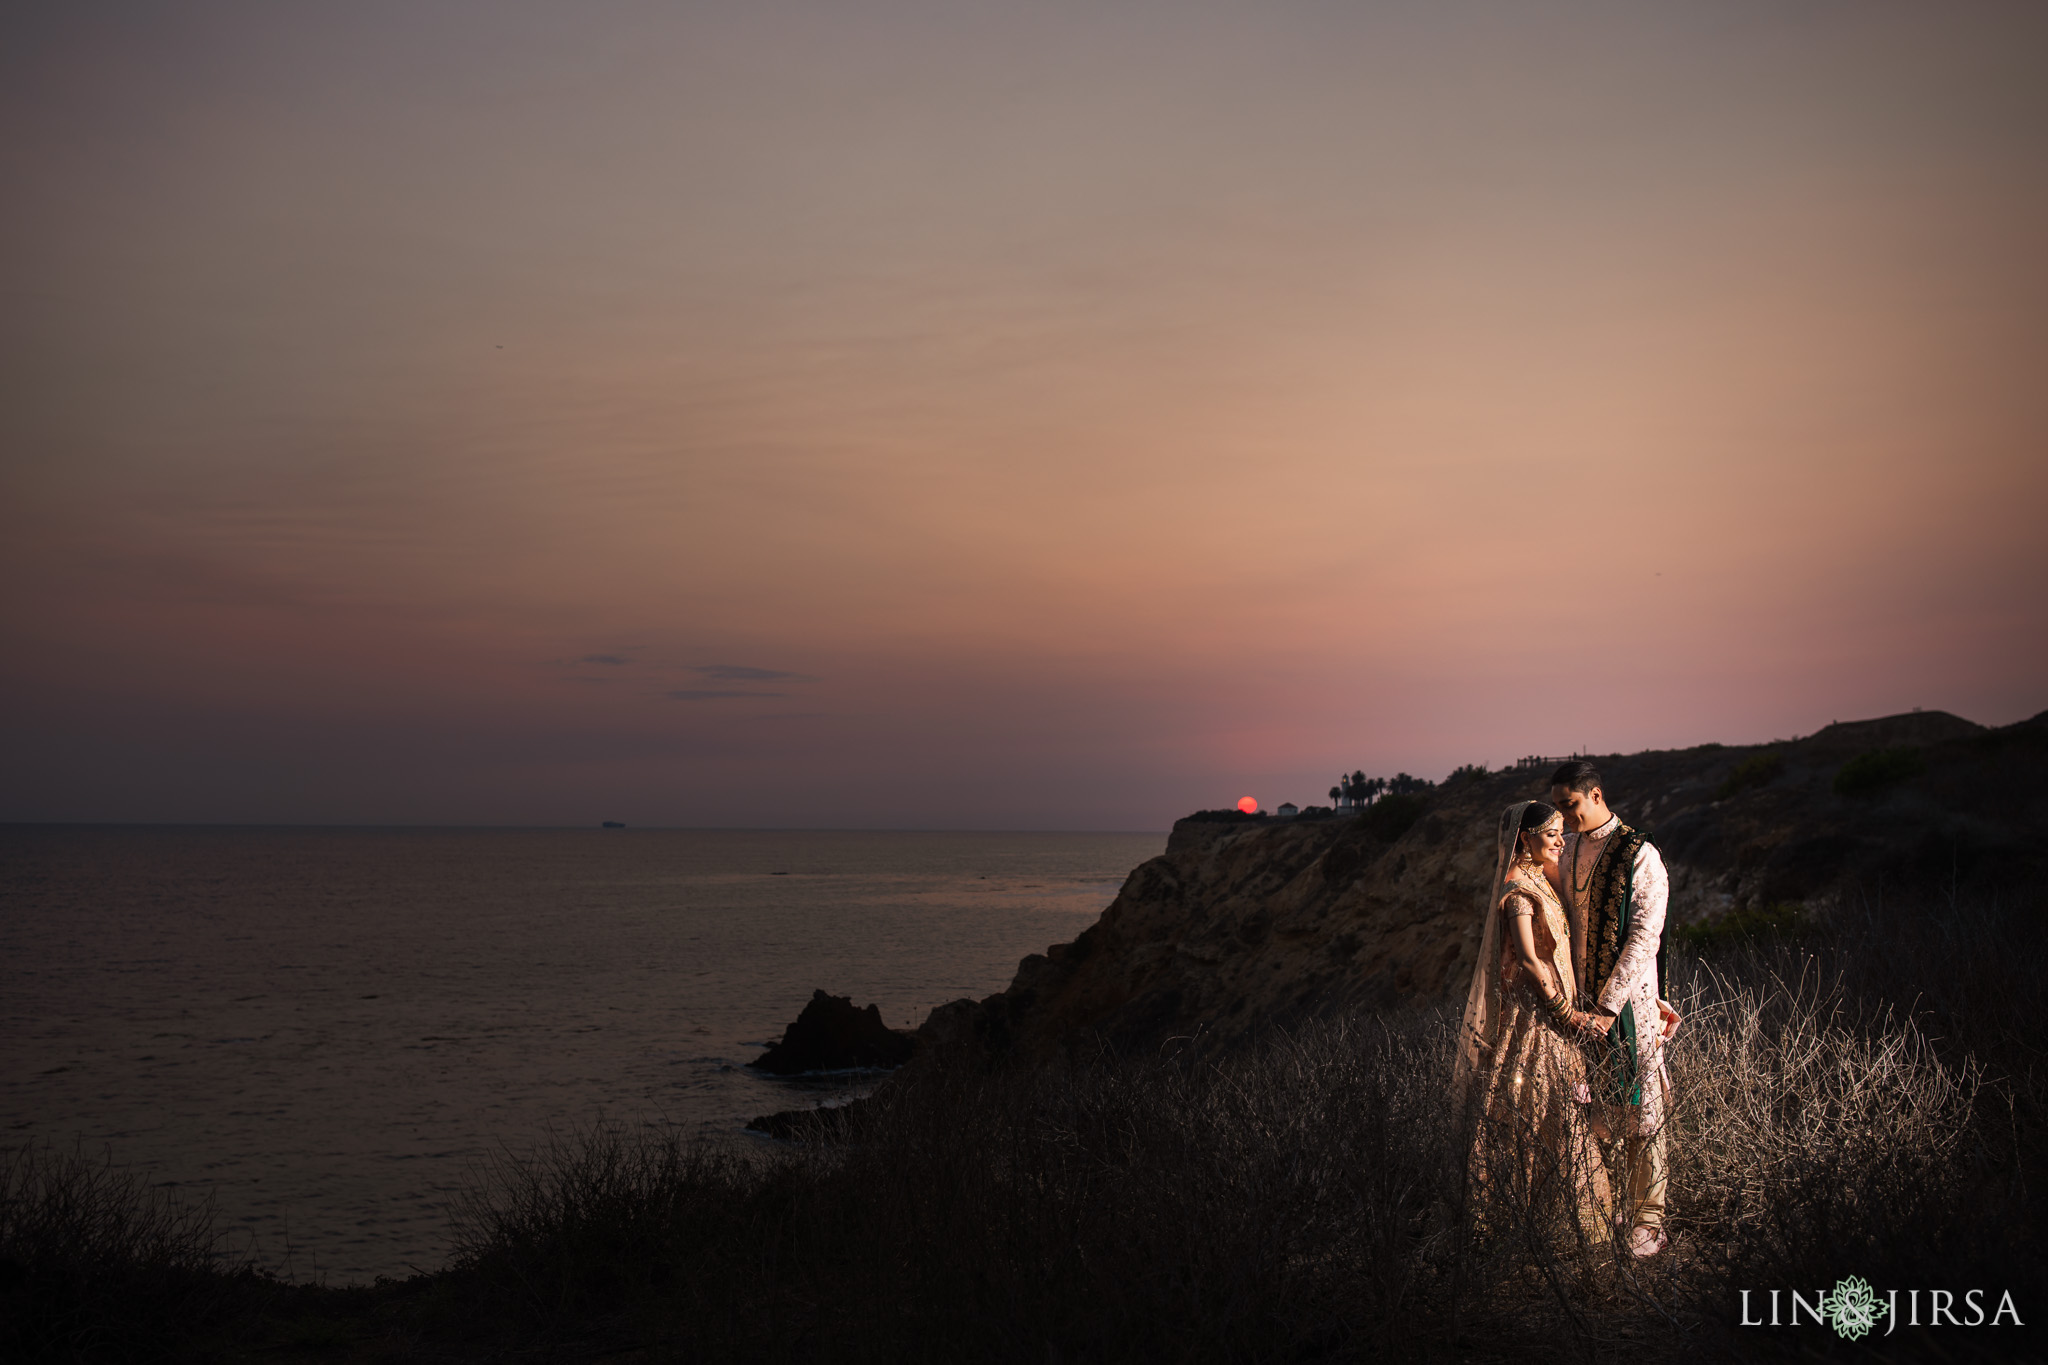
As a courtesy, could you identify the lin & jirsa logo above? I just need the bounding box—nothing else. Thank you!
[1740,1275,2023,1339]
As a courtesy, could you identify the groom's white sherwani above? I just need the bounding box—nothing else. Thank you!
[1562,814,1670,1129]
[1562,811,1672,1233]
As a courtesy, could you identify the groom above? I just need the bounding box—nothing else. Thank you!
[1550,760,1673,1258]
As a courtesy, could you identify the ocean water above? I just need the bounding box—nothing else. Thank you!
[0,825,1162,1284]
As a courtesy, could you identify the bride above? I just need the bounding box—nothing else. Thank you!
[1453,800,1612,1246]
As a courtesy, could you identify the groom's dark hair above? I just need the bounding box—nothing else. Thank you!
[1551,760,1602,793]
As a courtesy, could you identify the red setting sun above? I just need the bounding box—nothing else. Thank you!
[1237,797,1259,815]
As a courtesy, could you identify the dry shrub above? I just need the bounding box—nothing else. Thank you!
[446,897,2038,1362]
[445,1119,821,1352]
[1670,958,1981,1274]
[8,894,2035,1362]
[445,1022,1474,1361]
[817,1016,1466,1360]
[1655,894,2045,1361]
[0,1143,253,1362]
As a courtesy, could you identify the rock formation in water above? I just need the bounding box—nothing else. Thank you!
[914,709,2047,1066]
[752,989,918,1075]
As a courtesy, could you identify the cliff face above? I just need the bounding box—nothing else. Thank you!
[919,709,2048,1064]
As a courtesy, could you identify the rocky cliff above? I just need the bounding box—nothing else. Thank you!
[918,708,2048,1064]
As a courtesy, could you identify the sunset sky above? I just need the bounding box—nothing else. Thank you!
[4,1,2044,828]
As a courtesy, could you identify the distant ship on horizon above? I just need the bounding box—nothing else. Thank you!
[601,821,626,829]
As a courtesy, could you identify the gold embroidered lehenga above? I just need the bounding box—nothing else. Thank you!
[1454,802,1613,1248]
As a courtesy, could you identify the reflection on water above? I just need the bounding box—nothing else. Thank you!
[1,826,1161,1283]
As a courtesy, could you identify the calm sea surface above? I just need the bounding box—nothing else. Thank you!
[1,825,1163,1284]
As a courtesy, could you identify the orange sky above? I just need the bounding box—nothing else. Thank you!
[4,2,2045,826]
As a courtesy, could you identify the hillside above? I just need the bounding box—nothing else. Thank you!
[917,708,2048,1063]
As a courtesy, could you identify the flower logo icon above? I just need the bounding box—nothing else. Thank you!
[1823,1275,1886,1341]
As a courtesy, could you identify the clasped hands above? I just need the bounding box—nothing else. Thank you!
[1577,999,1682,1040]
[1499,960,1681,1043]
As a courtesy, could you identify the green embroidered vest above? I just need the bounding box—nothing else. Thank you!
[1583,823,1647,1004]
[1581,823,1650,1105]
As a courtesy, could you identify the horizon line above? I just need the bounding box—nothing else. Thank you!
[0,821,1175,835]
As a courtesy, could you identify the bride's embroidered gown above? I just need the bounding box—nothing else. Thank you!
[1469,869,1613,1245]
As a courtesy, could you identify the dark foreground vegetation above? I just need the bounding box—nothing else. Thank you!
[6,886,2043,1364]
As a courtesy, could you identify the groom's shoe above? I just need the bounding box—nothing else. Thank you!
[1628,1225,1667,1259]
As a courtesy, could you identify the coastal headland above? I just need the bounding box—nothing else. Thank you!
[819,708,2044,1075]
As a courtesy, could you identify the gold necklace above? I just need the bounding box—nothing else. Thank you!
[1569,828,1602,899]
[1511,860,1560,907]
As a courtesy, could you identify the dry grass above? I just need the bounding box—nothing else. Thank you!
[443,1018,1476,1362]
[6,888,2040,1362]
[0,1143,256,1362]
[435,891,2040,1363]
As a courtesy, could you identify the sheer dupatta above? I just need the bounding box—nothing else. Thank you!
[1452,800,1534,1103]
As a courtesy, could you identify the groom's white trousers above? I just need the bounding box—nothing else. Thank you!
[1622,1128,1668,1230]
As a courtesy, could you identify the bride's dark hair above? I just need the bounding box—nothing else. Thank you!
[1518,800,1560,832]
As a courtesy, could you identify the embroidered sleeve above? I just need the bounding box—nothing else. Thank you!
[1501,889,1538,917]
[1597,840,1669,1015]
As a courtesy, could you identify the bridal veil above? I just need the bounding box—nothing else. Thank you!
[1453,799,1535,1099]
